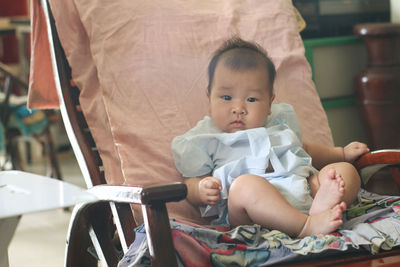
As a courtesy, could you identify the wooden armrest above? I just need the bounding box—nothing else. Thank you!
[140,183,187,204]
[354,149,400,186]
[354,149,400,170]
[87,182,187,204]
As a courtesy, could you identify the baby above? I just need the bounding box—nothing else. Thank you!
[172,37,369,237]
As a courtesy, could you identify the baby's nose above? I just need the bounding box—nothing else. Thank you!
[232,104,246,115]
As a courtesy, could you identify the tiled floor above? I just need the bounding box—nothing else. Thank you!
[7,150,87,267]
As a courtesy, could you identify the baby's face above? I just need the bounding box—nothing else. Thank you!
[208,63,274,133]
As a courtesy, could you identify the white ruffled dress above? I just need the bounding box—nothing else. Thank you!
[172,103,317,225]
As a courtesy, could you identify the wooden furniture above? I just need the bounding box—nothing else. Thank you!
[40,0,400,266]
[354,23,400,150]
[43,4,186,266]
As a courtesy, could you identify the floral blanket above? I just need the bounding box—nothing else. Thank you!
[119,189,400,266]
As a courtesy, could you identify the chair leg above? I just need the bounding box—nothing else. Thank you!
[65,220,98,267]
[89,206,121,266]
[43,126,63,180]
[142,203,178,267]
[25,141,32,164]
[8,134,23,171]
[66,201,123,267]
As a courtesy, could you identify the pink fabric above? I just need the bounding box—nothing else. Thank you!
[36,0,333,224]
[47,0,125,186]
[27,0,59,109]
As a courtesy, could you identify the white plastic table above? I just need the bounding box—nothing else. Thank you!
[0,171,96,267]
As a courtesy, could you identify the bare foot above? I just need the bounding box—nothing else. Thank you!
[298,202,346,238]
[309,169,345,216]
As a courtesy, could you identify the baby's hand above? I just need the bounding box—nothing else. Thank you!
[344,142,370,163]
[198,176,222,205]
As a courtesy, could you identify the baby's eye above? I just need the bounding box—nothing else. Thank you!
[247,97,258,102]
[221,95,232,101]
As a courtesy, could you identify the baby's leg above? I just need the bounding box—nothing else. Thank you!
[228,174,345,237]
[309,162,361,215]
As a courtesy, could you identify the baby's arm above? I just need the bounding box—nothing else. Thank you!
[184,175,222,206]
[304,141,369,170]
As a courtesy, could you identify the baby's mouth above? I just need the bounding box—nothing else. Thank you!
[231,120,245,127]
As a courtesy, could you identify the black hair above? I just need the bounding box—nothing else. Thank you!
[207,37,276,94]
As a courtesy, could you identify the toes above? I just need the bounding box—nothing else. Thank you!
[331,202,346,218]
[327,169,336,179]
[335,174,345,190]
[339,182,345,192]
[333,202,346,213]
[335,173,344,183]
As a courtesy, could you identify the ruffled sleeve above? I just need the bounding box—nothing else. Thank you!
[171,116,221,177]
[267,103,302,143]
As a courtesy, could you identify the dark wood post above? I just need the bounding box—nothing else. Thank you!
[354,23,400,150]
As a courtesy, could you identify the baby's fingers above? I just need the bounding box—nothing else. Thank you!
[206,195,220,205]
[355,143,370,154]
[204,178,222,189]
[351,142,369,151]
[206,188,220,196]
